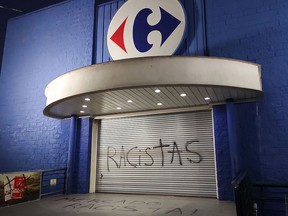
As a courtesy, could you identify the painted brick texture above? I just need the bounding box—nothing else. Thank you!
[214,102,259,201]
[206,0,288,181]
[0,0,94,173]
[213,105,233,200]
[73,118,92,193]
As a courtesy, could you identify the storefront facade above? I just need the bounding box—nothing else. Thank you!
[0,0,287,202]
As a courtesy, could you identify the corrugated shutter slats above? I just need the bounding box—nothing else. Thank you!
[97,111,216,198]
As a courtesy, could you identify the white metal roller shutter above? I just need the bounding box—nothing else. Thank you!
[96,111,217,198]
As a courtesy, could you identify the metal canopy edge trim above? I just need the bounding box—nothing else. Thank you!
[43,56,262,119]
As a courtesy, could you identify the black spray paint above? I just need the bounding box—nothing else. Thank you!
[106,139,202,171]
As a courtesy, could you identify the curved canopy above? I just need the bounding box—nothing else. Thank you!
[44,56,262,119]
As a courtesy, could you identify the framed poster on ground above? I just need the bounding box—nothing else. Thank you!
[0,171,41,207]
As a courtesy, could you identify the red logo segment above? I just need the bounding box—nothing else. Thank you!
[110,17,128,53]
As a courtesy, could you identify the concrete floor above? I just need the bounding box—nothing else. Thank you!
[0,193,236,216]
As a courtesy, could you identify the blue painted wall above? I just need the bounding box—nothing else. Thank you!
[226,101,246,179]
[213,105,233,200]
[206,0,288,183]
[3,0,287,200]
[0,0,94,192]
[214,102,259,200]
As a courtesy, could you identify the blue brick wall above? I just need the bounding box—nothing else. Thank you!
[206,0,288,182]
[236,103,260,181]
[73,118,93,193]
[213,105,234,200]
[0,0,94,183]
[214,102,260,200]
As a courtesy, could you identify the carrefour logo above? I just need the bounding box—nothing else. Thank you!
[107,0,187,60]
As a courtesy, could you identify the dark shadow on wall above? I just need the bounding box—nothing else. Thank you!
[0,11,20,75]
[213,102,261,200]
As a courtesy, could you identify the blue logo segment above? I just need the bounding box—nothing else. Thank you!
[133,7,181,53]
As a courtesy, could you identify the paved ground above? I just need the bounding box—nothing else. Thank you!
[0,193,236,216]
